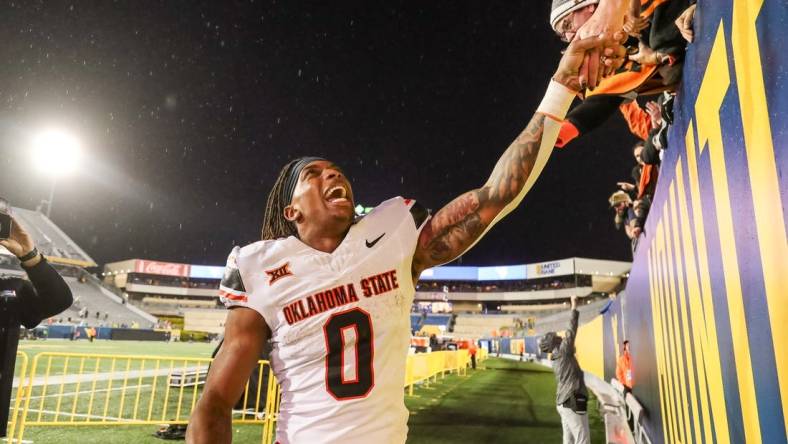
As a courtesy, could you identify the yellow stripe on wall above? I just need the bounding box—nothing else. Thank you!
[648,248,670,444]
[669,181,703,443]
[695,21,761,444]
[732,0,788,434]
[575,315,604,378]
[685,90,731,444]
[676,156,714,443]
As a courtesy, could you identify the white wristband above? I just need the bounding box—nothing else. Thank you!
[536,80,576,121]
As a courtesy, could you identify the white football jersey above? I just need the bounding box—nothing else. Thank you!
[219,197,429,444]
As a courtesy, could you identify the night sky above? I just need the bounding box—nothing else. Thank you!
[0,1,639,268]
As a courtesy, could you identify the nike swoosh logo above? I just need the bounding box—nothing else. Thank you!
[365,233,385,248]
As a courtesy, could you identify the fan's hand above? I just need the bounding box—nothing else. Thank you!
[554,32,627,92]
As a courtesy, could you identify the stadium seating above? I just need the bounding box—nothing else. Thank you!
[183,309,228,334]
[0,252,154,327]
[9,207,96,266]
[452,314,518,338]
[423,314,451,329]
[532,297,611,335]
[63,276,156,327]
[410,314,422,331]
[138,296,219,316]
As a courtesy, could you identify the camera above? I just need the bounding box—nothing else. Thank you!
[0,198,11,240]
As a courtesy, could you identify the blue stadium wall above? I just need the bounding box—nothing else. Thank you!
[601,0,787,443]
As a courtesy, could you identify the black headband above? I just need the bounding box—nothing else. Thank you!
[283,156,326,204]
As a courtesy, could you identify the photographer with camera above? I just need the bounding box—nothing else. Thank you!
[539,296,590,444]
[0,204,73,438]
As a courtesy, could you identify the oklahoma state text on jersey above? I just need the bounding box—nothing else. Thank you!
[219,197,429,444]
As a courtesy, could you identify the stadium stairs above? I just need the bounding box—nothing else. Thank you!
[63,275,157,327]
[9,207,95,267]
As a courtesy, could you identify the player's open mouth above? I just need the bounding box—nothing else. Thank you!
[324,185,350,204]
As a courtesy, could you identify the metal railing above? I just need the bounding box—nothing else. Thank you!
[404,349,487,396]
[6,351,29,440]
[10,348,480,442]
[10,352,279,443]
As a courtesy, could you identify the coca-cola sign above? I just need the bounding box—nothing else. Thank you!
[135,260,190,277]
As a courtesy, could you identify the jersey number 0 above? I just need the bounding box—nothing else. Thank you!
[323,308,375,400]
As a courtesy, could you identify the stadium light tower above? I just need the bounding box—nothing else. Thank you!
[31,129,83,218]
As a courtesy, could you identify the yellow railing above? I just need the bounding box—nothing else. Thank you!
[11,352,279,443]
[404,349,485,396]
[10,348,482,442]
[6,351,29,440]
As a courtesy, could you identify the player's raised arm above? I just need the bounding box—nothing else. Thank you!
[412,33,625,276]
[186,307,270,444]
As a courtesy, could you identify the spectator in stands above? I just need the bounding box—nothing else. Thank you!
[551,0,692,149]
[674,3,697,43]
[0,214,72,438]
[616,142,657,201]
[539,296,589,444]
[621,95,673,166]
[616,340,634,394]
[609,190,645,254]
[609,190,633,231]
[628,197,651,253]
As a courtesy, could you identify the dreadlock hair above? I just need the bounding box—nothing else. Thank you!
[261,159,301,240]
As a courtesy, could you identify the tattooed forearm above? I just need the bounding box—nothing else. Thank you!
[413,113,549,273]
[419,193,486,263]
[486,114,546,204]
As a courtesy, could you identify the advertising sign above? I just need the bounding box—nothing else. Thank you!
[189,265,225,280]
[525,259,574,278]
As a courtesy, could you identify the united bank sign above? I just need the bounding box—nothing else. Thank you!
[527,259,575,278]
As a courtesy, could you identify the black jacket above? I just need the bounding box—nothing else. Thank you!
[0,257,72,437]
[550,309,588,406]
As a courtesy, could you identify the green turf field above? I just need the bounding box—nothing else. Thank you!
[406,358,604,444]
[10,341,603,443]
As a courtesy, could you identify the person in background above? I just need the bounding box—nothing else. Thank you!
[616,340,634,395]
[0,213,73,438]
[429,333,439,352]
[539,296,589,444]
[609,190,633,232]
[469,341,478,370]
[87,326,97,343]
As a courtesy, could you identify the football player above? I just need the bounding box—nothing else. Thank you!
[187,32,625,444]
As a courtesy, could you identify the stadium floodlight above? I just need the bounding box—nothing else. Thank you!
[32,129,82,175]
[31,129,83,218]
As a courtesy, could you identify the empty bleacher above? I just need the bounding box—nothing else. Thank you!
[137,296,219,316]
[64,276,156,327]
[410,313,452,334]
[452,314,518,339]
[9,207,96,267]
[532,297,611,334]
[424,314,451,329]
[183,309,228,334]
[410,314,423,332]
